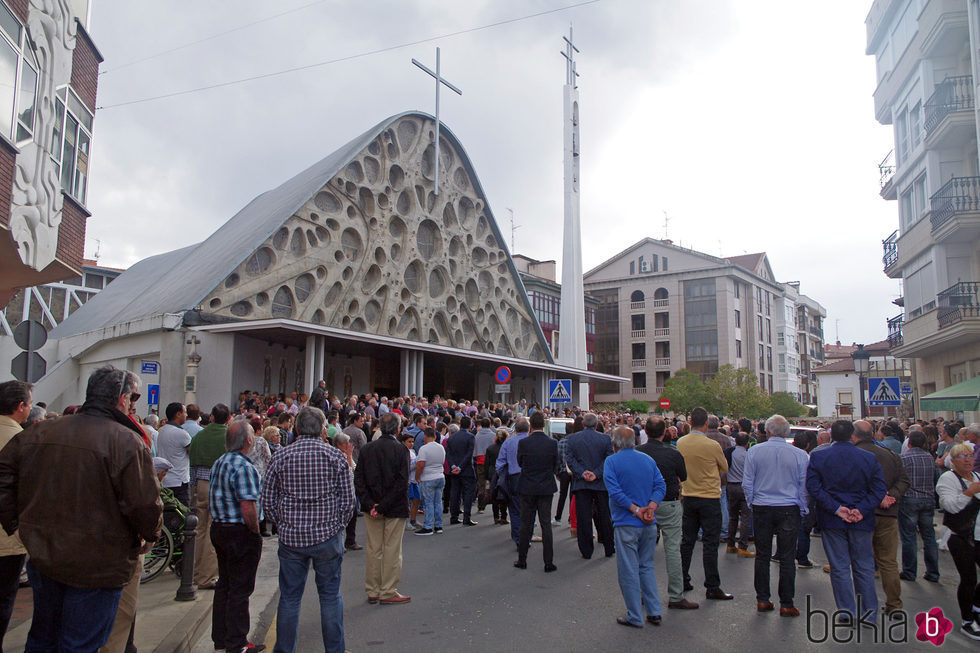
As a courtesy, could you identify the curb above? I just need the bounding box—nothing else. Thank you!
[153,597,212,653]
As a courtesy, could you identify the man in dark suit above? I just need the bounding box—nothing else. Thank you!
[445,415,478,526]
[566,412,616,558]
[515,412,559,572]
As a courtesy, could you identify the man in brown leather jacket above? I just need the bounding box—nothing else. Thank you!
[0,365,162,652]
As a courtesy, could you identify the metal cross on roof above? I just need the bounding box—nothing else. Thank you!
[561,24,580,87]
[412,47,462,196]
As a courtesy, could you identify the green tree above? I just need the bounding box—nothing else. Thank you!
[625,399,650,414]
[707,365,772,418]
[769,392,807,418]
[661,369,713,415]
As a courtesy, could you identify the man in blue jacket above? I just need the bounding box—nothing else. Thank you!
[566,413,615,558]
[604,426,667,628]
[806,420,887,622]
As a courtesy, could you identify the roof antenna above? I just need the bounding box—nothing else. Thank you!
[507,208,521,253]
[663,211,670,240]
[92,238,102,261]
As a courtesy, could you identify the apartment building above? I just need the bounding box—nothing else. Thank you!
[868,0,980,422]
[583,238,825,404]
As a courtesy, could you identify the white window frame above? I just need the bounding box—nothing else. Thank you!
[51,86,94,205]
[0,2,38,145]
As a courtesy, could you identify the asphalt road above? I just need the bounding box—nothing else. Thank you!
[260,514,976,652]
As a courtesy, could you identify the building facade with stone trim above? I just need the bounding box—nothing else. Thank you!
[31,112,622,414]
[0,0,101,307]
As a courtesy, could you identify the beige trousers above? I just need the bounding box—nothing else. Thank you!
[193,478,219,587]
[98,554,141,653]
[363,516,406,599]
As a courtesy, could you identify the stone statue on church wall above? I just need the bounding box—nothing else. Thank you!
[8,0,77,272]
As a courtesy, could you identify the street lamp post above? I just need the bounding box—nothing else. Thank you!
[852,344,871,420]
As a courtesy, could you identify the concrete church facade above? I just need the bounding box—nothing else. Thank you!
[35,112,622,413]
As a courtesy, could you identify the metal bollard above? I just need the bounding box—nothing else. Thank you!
[175,512,198,601]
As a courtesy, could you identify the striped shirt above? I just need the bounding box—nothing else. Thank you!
[900,447,936,499]
[209,451,262,524]
[261,436,356,548]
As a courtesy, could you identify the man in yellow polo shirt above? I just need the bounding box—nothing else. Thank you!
[676,407,733,601]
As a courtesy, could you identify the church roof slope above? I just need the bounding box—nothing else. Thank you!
[52,112,554,364]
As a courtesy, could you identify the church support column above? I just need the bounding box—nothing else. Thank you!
[314,336,325,388]
[400,350,410,396]
[304,335,316,395]
[414,352,425,396]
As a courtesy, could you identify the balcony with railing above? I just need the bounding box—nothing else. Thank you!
[652,298,669,308]
[882,230,898,271]
[808,325,823,338]
[630,329,646,338]
[630,301,645,311]
[653,328,670,338]
[878,150,895,196]
[654,357,670,368]
[631,359,646,368]
[632,387,648,395]
[924,75,974,133]
[937,281,980,328]
[931,176,980,233]
[887,314,904,347]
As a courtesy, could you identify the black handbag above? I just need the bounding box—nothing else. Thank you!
[942,472,980,539]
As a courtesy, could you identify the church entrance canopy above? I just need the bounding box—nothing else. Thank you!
[192,317,625,400]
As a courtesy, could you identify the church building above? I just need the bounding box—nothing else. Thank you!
[37,111,623,412]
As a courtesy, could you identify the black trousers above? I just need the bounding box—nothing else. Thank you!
[0,553,25,652]
[448,474,476,522]
[555,471,572,520]
[752,505,801,607]
[345,511,357,547]
[680,496,722,590]
[573,489,614,558]
[948,533,980,623]
[210,523,262,651]
[517,494,554,566]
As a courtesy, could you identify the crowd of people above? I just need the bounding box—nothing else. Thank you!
[0,369,979,652]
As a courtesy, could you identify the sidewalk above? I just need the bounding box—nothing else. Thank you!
[5,536,281,653]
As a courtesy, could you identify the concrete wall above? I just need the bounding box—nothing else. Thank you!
[816,371,861,419]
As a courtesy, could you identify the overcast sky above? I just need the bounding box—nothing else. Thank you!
[86,0,896,346]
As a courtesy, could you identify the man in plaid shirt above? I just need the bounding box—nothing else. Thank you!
[262,407,356,653]
[208,419,264,653]
[898,430,940,582]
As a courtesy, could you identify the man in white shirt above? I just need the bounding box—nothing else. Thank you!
[158,402,192,505]
[414,429,447,535]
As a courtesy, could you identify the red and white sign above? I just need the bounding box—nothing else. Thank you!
[659,398,671,410]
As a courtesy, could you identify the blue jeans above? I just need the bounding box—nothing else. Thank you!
[275,533,345,653]
[719,488,729,539]
[614,524,662,626]
[898,497,939,580]
[420,478,445,530]
[25,561,122,653]
[821,528,878,620]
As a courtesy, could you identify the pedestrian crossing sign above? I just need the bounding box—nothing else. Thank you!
[868,377,901,406]
[549,379,572,403]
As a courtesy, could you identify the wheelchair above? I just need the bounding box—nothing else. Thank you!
[141,503,188,583]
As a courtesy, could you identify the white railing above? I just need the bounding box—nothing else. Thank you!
[631,359,646,368]
[653,328,670,338]
[630,301,645,311]
[632,387,648,395]
[652,299,669,308]
[654,386,665,396]
[631,330,646,338]
[655,357,670,367]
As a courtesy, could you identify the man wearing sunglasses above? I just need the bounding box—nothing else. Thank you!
[0,366,162,652]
